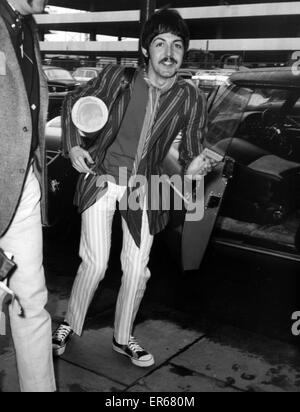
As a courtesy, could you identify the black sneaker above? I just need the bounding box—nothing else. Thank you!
[112,336,155,368]
[52,322,73,357]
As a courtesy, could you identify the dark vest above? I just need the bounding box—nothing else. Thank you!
[102,70,148,184]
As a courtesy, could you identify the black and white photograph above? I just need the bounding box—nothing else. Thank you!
[1,0,300,395]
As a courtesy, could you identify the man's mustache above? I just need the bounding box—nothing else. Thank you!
[160,57,178,65]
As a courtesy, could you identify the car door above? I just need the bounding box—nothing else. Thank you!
[184,84,255,270]
[164,84,253,270]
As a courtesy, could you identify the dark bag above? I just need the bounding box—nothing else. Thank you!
[0,248,16,281]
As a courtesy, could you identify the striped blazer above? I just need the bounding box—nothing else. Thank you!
[62,64,207,246]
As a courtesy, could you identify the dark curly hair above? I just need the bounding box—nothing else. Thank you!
[141,9,190,62]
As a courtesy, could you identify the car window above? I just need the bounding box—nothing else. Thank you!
[235,89,298,162]
[45,69,74,81]
[74,69,86,77]
[85,70,97,78]
[246,88,290,109]
[206,85,253,153]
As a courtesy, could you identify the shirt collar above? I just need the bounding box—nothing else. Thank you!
[0,0,33,36]
[142,67,177,94]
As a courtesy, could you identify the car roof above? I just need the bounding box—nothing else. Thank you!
[195,69,235,77]
[43,66,70,71]
[74,67,101,71]
[230,67,300,89]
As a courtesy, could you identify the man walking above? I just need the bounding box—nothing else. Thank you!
[0,0,56,392]
[53,9,212,367]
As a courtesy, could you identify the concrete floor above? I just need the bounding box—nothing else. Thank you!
[1,231,300,392]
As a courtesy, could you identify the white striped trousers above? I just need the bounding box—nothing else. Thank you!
[65,182,154,344]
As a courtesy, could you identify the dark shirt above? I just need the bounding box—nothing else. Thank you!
[0,0,40,155]
[102,71,149,185]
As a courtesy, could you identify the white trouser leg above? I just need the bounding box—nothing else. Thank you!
[114,200,154,345]
[65,183,119,335]
[0,167,56,392]
[66,183,153,344]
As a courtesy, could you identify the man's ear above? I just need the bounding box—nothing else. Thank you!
[141,47,148,58]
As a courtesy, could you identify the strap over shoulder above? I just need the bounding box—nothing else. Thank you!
[120,67,137,92]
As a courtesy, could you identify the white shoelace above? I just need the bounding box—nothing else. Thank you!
[128,336,144,353]
[54,325,71,342]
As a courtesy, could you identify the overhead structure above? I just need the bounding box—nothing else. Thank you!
[42,1,300,40]
[48,0,297,12]
[47,0,220,11]
[39,1,300,65]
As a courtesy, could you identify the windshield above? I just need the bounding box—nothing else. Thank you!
[205,86,300,160]
[45,69,74,81]
[85,70,98,78]
[205,85,253,153]
[73,69,86,77]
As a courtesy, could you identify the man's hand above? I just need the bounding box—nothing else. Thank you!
[185,152,219,179]
[69,146,95,174]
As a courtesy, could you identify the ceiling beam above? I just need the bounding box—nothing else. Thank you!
[47,0,217,12]
[40,38,300,54]
[47,0,299,12]
[39,2,300,26]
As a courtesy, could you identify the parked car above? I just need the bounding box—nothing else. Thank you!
[192,69,233,102]
[45,115,62,154]
[72,67,102,84]
[45,67,300,265]
[45,116,78,234]
[43,66,80,120]
[170,67,300,269]
[178,68,198,79]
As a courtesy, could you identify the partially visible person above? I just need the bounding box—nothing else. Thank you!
[0,0,56,392]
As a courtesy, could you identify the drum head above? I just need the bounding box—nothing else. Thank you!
[72,96,108,133]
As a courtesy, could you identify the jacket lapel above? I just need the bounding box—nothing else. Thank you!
[32,21,48,129]
[0,15,48,141]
